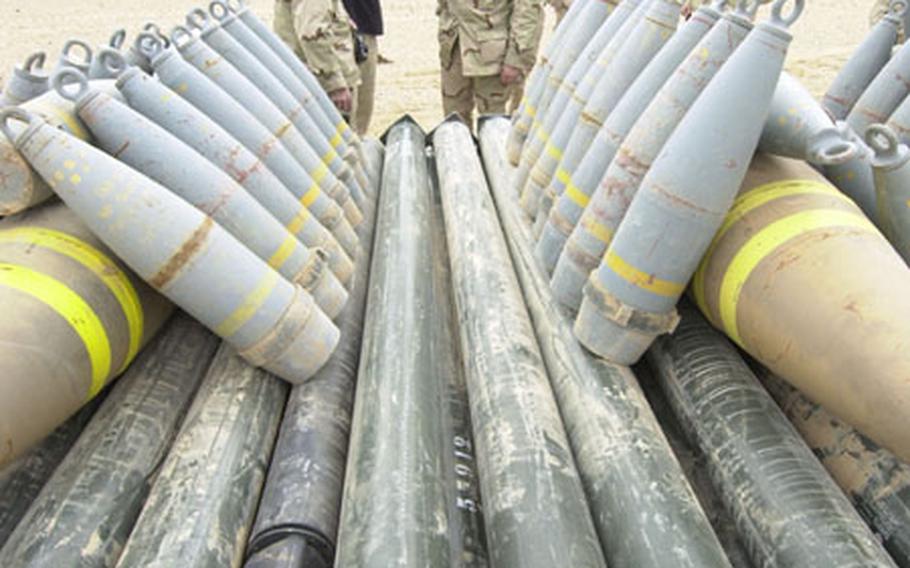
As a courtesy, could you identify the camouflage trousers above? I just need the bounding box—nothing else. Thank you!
[441,38,512,128]
[352,34,377,136]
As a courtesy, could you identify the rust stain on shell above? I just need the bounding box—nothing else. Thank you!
[149,217,214,288]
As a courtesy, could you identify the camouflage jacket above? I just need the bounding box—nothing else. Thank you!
[278,0,361,93]
[437,0,544,77]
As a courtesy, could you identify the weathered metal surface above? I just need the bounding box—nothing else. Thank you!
[515,0,640,203]
[846,36,910,136]
[647,302,897,568]
[1,52,50,106]
[243,120,381,568]
[822,122,879,219]
[61,71,348,319]
[229,0,361,152]
[333,117,466,566]
[1,109,339,384]
[114,67,355,286]
[212,0,369,195]
[115,343,288,568]
[0,80,122,216]
[426,140,488,567]
[524,0,679,220]
[0,398,103,550]
[823,8,900,120]
[693,153,910,462]
[868,124,910,263]
[758,368,910,568]
[574,1,801,364]
[185,10,365,218]
[433,117,605,568]
[517,0,645,216]
[0,201,172,468]
[535,3,720,274]
[551,4,753,314]
[0,313,219,568]
[142,39,360,258]
[759,72,856,165]
[479,115,731,568]
[507,0,616,166]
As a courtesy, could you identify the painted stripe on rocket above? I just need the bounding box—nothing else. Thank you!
[693,179,856,313]
[0,227,144,371]
[718,209,877,347]
[0,262,111,399]
[214,269,282,338]
[603,249,687,297]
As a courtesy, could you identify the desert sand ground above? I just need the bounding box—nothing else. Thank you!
[0,0,874,136]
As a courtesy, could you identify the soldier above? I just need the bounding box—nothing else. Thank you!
[274,0,361,117]
[343,0,384,135]
[437,0,544,127]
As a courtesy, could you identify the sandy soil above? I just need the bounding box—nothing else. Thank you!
[0,0,874,136]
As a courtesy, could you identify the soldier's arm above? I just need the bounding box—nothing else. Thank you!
[504,0,544,73]
[293,0,349,93]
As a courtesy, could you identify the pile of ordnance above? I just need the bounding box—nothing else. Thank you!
[1,0,910,566]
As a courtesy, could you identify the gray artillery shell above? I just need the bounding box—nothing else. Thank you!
[2,111,339,384]
[1,52,49,106]
[243,115,382,568]
[528,0,679,223]
[846,38,910,136]
[535,5,720,275]
[0,80,122,215]
[479,116,732,568]
[334,118,458,566]
[229,0,361,152]
[646,302,897,568]
[187,13,365,221]
[0,313,220,568]
[167,35,361,231]
[868,124,910,263]
[114,68,355,285]
[115,343,288,568]
[0,201,173,468]
[515,0,639,204]
[823,12,900,120]
[886,88,910,145]
[148,47,360,258]
[520,0,657,217]
[506,0,594,164]
[66,78,348,319]
[552,7,752,314]
[823,122,879,218]
[759,72,856,165]
[758,369,910,568]
[211,2,369,198]
[509,0,616,166]
[433,117,606,568]
[0,398,102,550]
[575,1,801,364]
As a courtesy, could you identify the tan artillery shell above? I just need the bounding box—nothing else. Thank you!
[0,201,172,468]
[692,153,910,461]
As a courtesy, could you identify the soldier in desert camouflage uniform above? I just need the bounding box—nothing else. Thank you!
[274,0,361,116]
[437,0,544,127]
